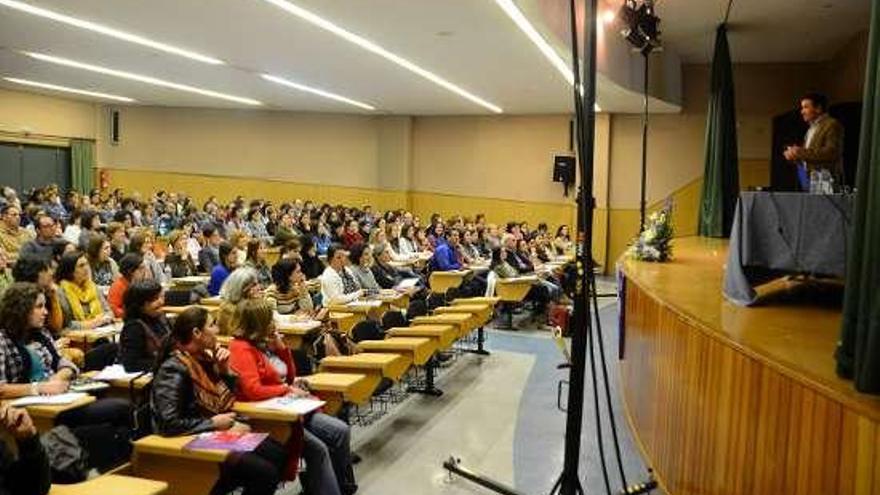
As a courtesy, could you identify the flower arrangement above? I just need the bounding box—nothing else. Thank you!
[627,199,674,262]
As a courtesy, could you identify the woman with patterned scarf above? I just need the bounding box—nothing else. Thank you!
[151,306,288,495]
[54,251,114,330]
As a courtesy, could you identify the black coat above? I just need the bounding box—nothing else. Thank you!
[371,262,400,290]
[120,317,170,373]
[150,354,237,437]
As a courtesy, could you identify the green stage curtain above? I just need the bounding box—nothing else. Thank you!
[836,0,880,394]
[698,24,740,238]
[70,139,95,194]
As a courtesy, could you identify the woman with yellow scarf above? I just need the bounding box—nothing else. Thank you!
[55,251,114,330]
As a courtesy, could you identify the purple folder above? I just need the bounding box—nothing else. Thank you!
[184,431,268,452]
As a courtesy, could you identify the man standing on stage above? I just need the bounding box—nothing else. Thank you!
[784,92,844,191]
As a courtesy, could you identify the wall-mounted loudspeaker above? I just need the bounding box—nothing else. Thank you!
[553,154,576,197]
[109,109,120,145]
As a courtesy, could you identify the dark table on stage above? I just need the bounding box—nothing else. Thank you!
[723,191,854,306]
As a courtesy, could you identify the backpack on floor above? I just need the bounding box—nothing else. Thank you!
[40,425,88,483]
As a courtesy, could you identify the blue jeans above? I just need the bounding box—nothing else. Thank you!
[301,413,356,495]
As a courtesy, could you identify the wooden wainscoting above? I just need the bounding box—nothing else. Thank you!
[620,275,880,495]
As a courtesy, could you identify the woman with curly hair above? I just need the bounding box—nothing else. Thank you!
[0,282,130,473]
[265,259,313,315]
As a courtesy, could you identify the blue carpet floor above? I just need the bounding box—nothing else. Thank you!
[486,303,650,494]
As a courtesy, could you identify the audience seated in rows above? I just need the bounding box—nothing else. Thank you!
[0,182,574,493]
[150,306,288,495]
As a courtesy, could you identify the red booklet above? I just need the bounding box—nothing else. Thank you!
[184,431,268,452]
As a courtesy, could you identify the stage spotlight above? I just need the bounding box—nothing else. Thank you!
[617,0,661,54]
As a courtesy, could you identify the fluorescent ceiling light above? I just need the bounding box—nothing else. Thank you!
[0,0,223,65]
[25,52,261,106]
[261,74,375,111]
[3,76,135,102]
[494,0,574,86]
[495,0,602,113]
[260,0,502,114]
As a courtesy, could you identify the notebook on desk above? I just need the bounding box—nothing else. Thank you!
[184,431,268,452]
[254,397,325,415]
[9,392,89,407]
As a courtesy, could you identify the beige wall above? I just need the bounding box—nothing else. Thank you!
[0,88,98,143]
[411,114,573,204]
[97,106,384,189]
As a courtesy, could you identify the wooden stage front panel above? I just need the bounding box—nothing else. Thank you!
[619,237,880,495]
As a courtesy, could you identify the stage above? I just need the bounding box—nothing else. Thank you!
[618,236,880,495]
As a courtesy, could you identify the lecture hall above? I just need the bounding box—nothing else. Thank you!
[0,0,878,494]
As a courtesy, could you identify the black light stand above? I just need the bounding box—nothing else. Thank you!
[549,0,598,492]
[639,51,649,233]
[618,0,660,232]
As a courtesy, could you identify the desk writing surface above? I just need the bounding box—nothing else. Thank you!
[64,322,122,343]
[48,474,169,495]
[412,313,471,326]
[319,353,412,381]
[303,372,367,392]
[134,434,228,463]
[276,319,322,335]
[434,304,491,317]
[232,401,300,422]
[82,370,153,390]
[358,337,436,365]
[19,394,97,418]
[320,353,404,370]
[387,325,458,348]
[12,394,97,432]
[452,297,500,306]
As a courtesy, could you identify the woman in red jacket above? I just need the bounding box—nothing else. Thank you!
[229,299,357,495]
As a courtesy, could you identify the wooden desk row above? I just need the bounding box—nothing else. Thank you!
[38,298,499,495]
